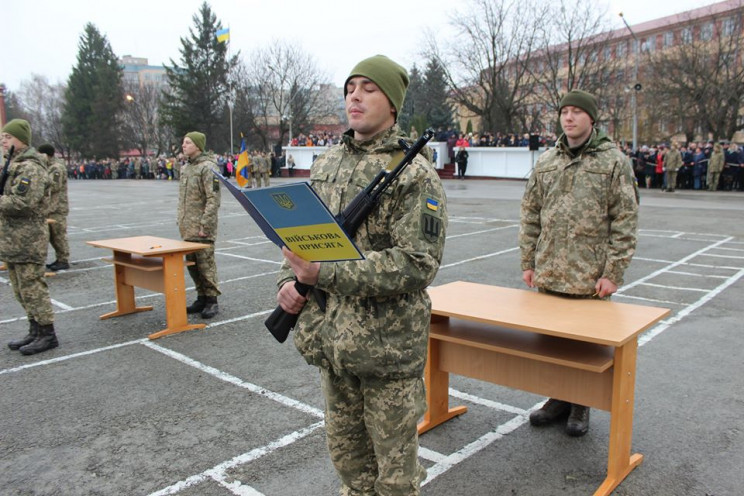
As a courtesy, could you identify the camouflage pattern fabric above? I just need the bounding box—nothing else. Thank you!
[0,146,51,264]
[519,129,638,295]
[321,369,427,495]
[185,243,220,297]
[46,156,70,262]
[7,262,54,325]
[708,148,724,190]
[664,147,683,191]
[177,152,221,242]
[178,152,221,296]
[277,125,446,494]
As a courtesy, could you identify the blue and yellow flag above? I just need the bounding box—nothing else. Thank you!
[216,28,230,43]
[236,137,251,188]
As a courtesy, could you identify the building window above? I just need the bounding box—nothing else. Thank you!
[722,17,738,37]
[681,27,693,44]
[616,41,627,58]
[604,45,612,60]
[700,22,713,41]
[641,37,655,52]
[664,31,674,47]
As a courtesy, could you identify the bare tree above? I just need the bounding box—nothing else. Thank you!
[239,40,335,151]
[121,80,164,157]
[644,5,744,143]
[16,75,68,156]
[529,0,619,132]
[424,0,547,134]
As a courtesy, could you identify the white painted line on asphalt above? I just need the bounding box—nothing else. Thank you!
[148,421,325,496]
[418,446,447,463]
[142,341,324,419]
[446,225,519,239]
[666,270,729,279]
[50,299,75,311]
[440,247,519,269]
[711,246,744,252]
[0,339,145,376]
[638,282,709,292]
[697,253,744,260]
[217,252,283,264]
[614,294,686,306]
[449,388,528,416]
[639,267,744,346]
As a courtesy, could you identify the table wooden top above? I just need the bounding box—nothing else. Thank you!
[428,281,670,347]
[86,236,210,257]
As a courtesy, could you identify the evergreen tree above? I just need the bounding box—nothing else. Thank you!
[422,57,453,130]
[62,23,124,158]
[160,2,237,153]
[399,64,426,134]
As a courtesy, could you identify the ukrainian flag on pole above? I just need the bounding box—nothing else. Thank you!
[216,28,230,43]
[236,137,251,188]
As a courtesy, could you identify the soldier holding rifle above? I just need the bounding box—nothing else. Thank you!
[2,119,59,355]
[275,55,447,495]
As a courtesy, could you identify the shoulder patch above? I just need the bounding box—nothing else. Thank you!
[421,213,442,243]
[16,177,31,195]
[213,177,220,192]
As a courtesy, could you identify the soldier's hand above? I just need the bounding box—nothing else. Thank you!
[522,269,535,288]
[595,277,618,298]
[282,246,320,286]
[277,280,307,314]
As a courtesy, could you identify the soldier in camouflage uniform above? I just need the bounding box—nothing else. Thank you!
[276,55,447,495]
[664,141,683,193]
[38,144,71,271]
[2,119,59,355]
[519,90,638,437]
[707,143,724,191]
[178,131,221,319]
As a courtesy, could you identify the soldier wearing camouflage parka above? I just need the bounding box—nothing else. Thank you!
[2,119,60,355]
[276,55,446,495]
[520,90,638,438]
[178,131,222,319]
[664,142,683,193]
[38,144,71,271]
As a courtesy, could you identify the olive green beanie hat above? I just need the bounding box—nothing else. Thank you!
[344,55,409,117]
[2,119,32,145]
[185,131,206,151]
[559,89,598,123]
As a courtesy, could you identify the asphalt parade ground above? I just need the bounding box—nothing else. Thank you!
[1,176,743,496]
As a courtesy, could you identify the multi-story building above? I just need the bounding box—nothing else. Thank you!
[120,55,167,88]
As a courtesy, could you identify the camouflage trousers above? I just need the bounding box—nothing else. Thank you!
[48,215,70,263]
[7,262,54,325]
[185,241,221,297]
[320,368,427,496]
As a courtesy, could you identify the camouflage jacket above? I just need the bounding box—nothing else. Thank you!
[664,148,682,172]
[519,129,638,294]
[177,152,221,241]
[278,126,447,379]
[0,147,51,263]
[708,150,724,173]
[46,156,69,217]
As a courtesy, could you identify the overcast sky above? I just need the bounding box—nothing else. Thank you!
[0,0,719,93]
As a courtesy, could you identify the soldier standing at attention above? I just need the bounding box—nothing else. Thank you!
[38,144,71,271]
[519,89,638,437]
[664,141,682,193]
[275,55,447,495]
[2,119,60,355]
[179,132,221,319]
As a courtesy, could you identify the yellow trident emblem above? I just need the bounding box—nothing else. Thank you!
[271,192,295,210]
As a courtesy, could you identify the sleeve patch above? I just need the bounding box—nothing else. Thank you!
[16,177,31,195]
[213,177,220,192]
[421,213,442,243]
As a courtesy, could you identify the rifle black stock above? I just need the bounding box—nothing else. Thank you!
[0,145,15,195]
[264,129,435,343]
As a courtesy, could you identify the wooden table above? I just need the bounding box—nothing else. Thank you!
[419,281,670,496]
[87,236,210,340]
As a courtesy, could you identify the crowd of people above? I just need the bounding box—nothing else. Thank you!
[620,141,744,191]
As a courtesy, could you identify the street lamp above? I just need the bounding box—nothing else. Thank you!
[619,12,640,151]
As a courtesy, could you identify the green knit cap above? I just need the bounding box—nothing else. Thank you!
[559,89,598,123]
[2,119,31,145]
[345,55,409,117]
[185,131,206,151]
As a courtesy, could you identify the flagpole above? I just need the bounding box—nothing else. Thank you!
[227,24,234,156]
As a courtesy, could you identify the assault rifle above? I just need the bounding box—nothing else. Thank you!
[264,129,435,343]
[0,145,15,195]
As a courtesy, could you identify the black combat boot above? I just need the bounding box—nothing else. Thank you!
[186,295,206,314]
[200,296,219,319]
[529,398,570,426]
[47,260,70,271]
[19,323,59,355]
[8,319,39,350]
[565,404,590,437]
